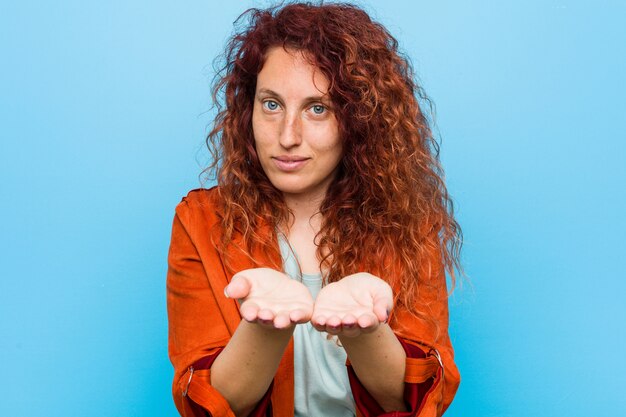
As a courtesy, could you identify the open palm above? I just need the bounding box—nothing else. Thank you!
[311,272,393,337]
[225,268,314,329]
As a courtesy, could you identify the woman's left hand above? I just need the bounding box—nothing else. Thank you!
[311,272,393,337]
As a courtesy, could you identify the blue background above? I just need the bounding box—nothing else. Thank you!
[1,1,624,416]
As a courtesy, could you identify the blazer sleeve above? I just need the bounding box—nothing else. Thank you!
[166,200,272,417]
[348,237,460,417]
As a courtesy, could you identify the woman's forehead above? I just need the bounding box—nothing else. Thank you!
[256,47,330,98]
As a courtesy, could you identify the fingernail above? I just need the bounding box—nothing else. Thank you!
[223,287,230,298]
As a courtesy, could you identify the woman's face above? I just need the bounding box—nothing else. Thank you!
[252,46,342,203]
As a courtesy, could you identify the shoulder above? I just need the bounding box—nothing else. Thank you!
[174,186,223,229]
[177,186,221,209]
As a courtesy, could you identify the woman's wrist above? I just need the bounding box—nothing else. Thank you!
[210,319,296,415]
[338,324,408,412]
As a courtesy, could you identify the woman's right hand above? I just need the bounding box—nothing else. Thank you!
[225,268,314,330]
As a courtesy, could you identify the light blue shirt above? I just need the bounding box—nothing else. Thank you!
[278,234,356,417]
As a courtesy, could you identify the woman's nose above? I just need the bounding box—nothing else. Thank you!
[279,112,302,148]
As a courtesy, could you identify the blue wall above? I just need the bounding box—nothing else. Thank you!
[1,1,624,415]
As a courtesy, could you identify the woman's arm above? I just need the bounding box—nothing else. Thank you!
[286,210,458,416]
[211,268,314,417]
[311,264,459,416]
[311,272,407,411]
[338,324,407,412]
[210,321,294,416]
[167,195,314,417]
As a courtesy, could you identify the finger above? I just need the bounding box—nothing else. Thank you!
[326,315,342,328]
[340,324,361,338]
[341,313,358,328]
[325,325,341,335]
[256,310,278,329]
[357,313,379,330]
[324,316,342,335]
[311,322,326,332]
[311,314,327,330]
[372,300,390,323]
[225,275,252,300]
[372,292,393,323]
[239,301,260,322]
[273,311,292,329]
[289,309,311,324]
[257,308,276,323]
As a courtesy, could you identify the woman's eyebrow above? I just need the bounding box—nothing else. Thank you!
[256,88,330,103]
[256,88,282,98]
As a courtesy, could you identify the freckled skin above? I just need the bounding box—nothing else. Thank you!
[252,46,343,202]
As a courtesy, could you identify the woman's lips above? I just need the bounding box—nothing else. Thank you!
[272,156,310,171]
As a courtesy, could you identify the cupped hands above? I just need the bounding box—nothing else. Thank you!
[225,269,393,336]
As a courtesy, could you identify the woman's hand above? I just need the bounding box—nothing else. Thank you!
[225,268,314,329]
[311,272,393,337]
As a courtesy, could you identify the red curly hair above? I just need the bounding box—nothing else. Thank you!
[204,2,462,315]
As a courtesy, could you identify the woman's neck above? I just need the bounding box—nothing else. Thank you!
[281,194,325,275]
[282,191,325,229]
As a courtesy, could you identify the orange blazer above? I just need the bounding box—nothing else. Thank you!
[167,188,460,417]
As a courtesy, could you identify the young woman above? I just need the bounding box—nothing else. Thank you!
[167,3,462,417]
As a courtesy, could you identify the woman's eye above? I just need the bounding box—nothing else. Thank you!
[263,100,279,111]
[311,104,326,115]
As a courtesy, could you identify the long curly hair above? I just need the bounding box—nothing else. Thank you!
[204,2,462,314]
